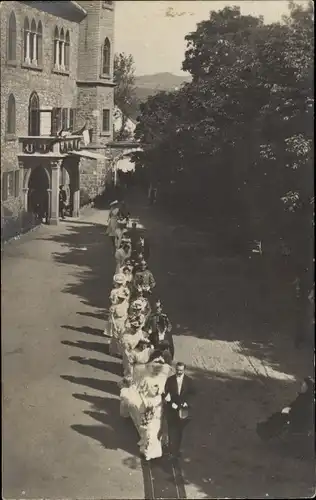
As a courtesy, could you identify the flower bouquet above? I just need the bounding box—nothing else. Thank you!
[118,375,133,390]
[141,405,155,426]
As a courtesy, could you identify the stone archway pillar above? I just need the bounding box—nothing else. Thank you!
[49,160,61,225]
[72,163,80,218]
[72,190,80,218]
[22,187,29,211]
[46,189,52,221]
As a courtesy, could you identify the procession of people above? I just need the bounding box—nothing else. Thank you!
[105,199,195,461]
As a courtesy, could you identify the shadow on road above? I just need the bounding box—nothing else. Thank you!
[61,324,105,337]
[69,355,122,377]
[71,393,140,457]
[179,364,314,499]
[35,192,314,498]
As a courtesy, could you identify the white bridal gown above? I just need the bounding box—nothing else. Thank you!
[120,362,171,460]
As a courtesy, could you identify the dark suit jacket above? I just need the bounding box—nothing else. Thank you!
[149,329,174,359]
[163,374,195,412]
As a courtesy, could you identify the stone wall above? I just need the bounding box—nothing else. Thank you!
[1,1,115,239]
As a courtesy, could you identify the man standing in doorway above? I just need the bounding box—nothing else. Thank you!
[59,185,67,220]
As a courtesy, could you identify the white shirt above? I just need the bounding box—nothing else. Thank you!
[176,374,184,395]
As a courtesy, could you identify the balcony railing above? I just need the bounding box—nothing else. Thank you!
[18,136,82,156]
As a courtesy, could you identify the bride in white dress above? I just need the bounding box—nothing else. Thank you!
[119,355,171,460]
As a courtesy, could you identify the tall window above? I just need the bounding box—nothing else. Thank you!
[59,28,64,67]
[102,109,110,132]
[2,171,17,200]
[24,17,42,65]
[69,108,76,130]
[62,108,68,130]
[8,11,17,62]
[28,92,40,136]
[7,94,16,135]
[30,19,36,64]
[54,26,70,71]
[24,17,30,63]
[65,31,70,70]
[51,107,62,135]
[102,38,111,75]
[37,21,43,66]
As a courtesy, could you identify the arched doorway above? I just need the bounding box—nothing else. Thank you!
[28,91,40,136]
[27,166,49,222]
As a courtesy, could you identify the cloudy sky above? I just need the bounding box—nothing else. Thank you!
[114,1,307,76]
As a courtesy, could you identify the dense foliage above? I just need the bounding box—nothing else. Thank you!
[133,2,314,274]
[114,52,138,139]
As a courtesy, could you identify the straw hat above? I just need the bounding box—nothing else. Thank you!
[113,273,125,285]
[110,200,119,206]
[131,299,143,310]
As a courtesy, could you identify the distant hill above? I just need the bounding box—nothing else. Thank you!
[131,72,191,119]
[135,72,191,90]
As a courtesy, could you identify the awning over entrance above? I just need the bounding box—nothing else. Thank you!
[116,157,135,172]
[71,150,110,161]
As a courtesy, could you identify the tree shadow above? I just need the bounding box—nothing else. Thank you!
[172,364,314,499]
[61,374,120,396]
[70,394,139,457]
[61,324,105,337]
[61,339,109,355]
[128,193,314,384]
[69,355,122,377]
[37,192,314,498]
[76,311,107,321]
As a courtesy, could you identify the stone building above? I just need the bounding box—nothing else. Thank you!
[1,0,115,235]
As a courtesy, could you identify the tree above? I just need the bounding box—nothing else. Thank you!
[135,2,314,261]
[113,52,138,139]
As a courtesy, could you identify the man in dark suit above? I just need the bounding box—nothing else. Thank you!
[163,362,195,458]
[146,300,174,360]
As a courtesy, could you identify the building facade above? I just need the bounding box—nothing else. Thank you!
[1,0,115,235]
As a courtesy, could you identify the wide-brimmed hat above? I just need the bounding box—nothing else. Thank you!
[113,273,125,284]
[131,299,143,310]
[110,200,119,206]
[116,289,127,299]
[129,316,142,327]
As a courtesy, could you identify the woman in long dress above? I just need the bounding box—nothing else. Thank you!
[108,291,129,357]
[121,318,149,378]
[110,273,130,304]
[106,201,120,250]
[104,274,129,336]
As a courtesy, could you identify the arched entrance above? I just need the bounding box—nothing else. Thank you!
[27,166,50,222]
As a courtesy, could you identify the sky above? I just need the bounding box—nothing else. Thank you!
[114,1,308,76]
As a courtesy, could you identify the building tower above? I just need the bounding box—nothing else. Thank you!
[75,0,116,197]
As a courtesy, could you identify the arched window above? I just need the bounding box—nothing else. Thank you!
[102,38,111,75]
[30,19,37,64]
[37,21,43,66]
[7,94,16,135]
[59,28,65,67]
[24,17,30,63]
[8,11,17,62]
[54,26,59,66]
[65,30,70,70]
[28,92,40,136]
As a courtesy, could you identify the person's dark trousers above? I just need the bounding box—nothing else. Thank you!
[167,410,185,457]
[59,203,65,219]
[168,419,183,457]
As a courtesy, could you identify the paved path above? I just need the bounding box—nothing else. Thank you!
[2,193,314,499]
